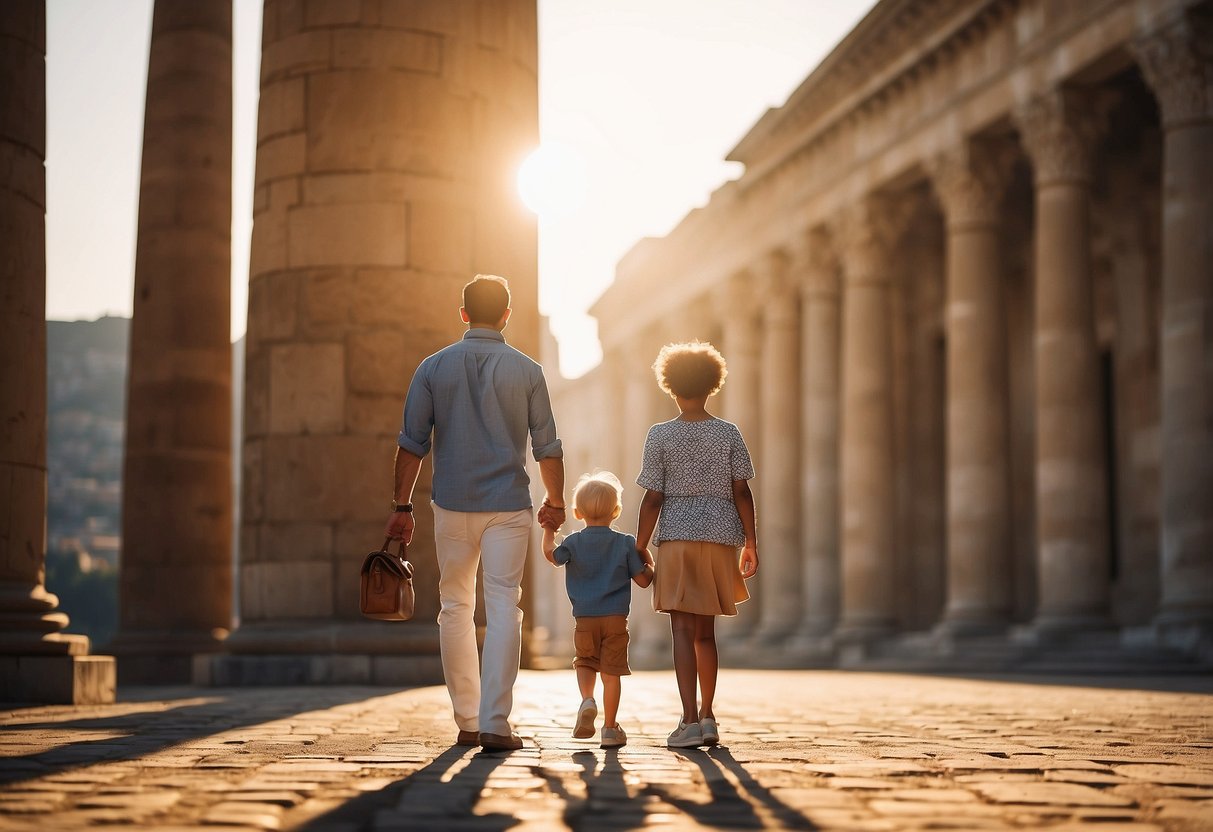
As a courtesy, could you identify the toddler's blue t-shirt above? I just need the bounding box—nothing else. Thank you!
[552,526,646,617]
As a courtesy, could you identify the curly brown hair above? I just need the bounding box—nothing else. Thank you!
[652,341,728,399]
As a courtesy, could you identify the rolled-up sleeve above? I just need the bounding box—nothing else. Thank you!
[528,370,563,461]
[397,363,434,457]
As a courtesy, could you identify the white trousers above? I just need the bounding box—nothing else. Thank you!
[431,503,532,736]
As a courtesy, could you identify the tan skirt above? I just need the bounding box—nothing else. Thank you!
[652,540,750,616]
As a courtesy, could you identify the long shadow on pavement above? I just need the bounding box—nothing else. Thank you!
[658,746,818,830]
[0,686,386,787]
[296,745,514,831]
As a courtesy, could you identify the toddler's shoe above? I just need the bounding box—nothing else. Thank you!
[666,720,703,748]
[600,724,627,748]
[573,697,598,738]
[700,717,720,746]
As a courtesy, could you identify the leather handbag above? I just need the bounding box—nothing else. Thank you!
[360,537,415,621]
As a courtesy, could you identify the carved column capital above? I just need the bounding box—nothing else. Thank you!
[711,272,759,320]
[1133,10,1213,128]
[790,227,840,298]
[834,194,914,285]
[1014,87,1113,186]
[928,138,1016,230]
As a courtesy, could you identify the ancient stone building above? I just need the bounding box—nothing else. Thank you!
[548,0,1212,669]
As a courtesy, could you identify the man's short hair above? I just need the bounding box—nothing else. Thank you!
[463,275,511,324]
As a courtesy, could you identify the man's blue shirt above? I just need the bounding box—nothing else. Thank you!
[553,527,645,617]
[398,328,562,512]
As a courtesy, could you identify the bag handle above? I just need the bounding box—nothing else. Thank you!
[381,537,408,560]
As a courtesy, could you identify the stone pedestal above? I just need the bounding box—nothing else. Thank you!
[753,255,802,643]
[1015,88,1113,635]
[713,279,763,645]
[834,198,908,643]
[790,235,842,651]
[929,140,1015,636]
[112,0,234,685]
[217,0,539,684]
[1134,15,1213,649]
[0,2,114,704]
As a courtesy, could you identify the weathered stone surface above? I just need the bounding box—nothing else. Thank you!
[268,342,345,434]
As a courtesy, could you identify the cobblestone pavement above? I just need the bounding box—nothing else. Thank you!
[1,670,1211,831]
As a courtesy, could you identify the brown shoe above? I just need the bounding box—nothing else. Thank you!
[479,731,523,751]
[456,730,479,747]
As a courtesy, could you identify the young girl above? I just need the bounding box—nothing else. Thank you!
[635,341,759,749]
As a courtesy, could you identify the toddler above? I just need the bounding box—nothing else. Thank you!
[635,341,759,749]
[543,471,654,748]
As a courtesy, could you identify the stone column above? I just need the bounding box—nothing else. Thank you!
[790,232,842,649]
[213,0,539,685]
[1015,88,1113,634]
[1134,14,1213,643]
[835,196,909,643]
[0,2,114,703]
[752,254,802,645]
[928,139,1015,636]
[111,0,234,684]
[712,277,763,643]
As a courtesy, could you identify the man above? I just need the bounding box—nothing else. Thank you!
[386,274,565,752]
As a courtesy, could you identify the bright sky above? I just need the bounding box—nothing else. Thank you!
[45,0,877,378]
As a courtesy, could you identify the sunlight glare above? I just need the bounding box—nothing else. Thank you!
[517,143,586,220]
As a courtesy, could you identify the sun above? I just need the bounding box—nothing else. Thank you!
[517,143,586,220]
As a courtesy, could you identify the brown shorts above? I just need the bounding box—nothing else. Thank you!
[572,615,631,676]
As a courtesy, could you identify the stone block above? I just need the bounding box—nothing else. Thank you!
[309,654,371,682]
[260,30,331,83]
[257,77,306,142]
[347,329,422,395]
[346,392,402,437]
[409,200,473,275]
[243,351,271,439]
[268,342,345,434]
[243,561,333,620]
[286,202,407,268]
[332,543,369,621]
[258,521,334,562]
[303,171,465,205]
[262,435,387,522]
[303,0,361,27]
[0,655,115,705]
[353,268,465,330]
[269,178,301,210]
[248,272,299,343]
[378,0,462,36]
[332,28,441,74]
[254,132,307,185]
[305,71,470,176]
[242,439,266,522]
[371,654,445,686]
[298,269,355,337]
[253,182,270,215]
[249,207,288,278]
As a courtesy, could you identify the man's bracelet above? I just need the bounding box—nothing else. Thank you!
[542,498,565,510]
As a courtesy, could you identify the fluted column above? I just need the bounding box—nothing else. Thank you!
[1015,88,1112,634]
[112,0,234,684]
[835,197,909,642]
[1134,14,1213,639]
[790,232,842,647]
[929,139,1015,636]
[753,254,802,644]
[713,277,763,642]
[0,2,114,703]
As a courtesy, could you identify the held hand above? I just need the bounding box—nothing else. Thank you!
[637,546,654,568]
[385,511,415,545]
[740,543,759,579]
[537,503,566,531]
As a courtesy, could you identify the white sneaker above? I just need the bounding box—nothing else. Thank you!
[666,720,703,748]
[600,724,627,748]
[700,716,720,745]
[573,697,597,738]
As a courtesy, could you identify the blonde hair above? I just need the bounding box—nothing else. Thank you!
[573,471,623,523]
[653,340,728,398]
